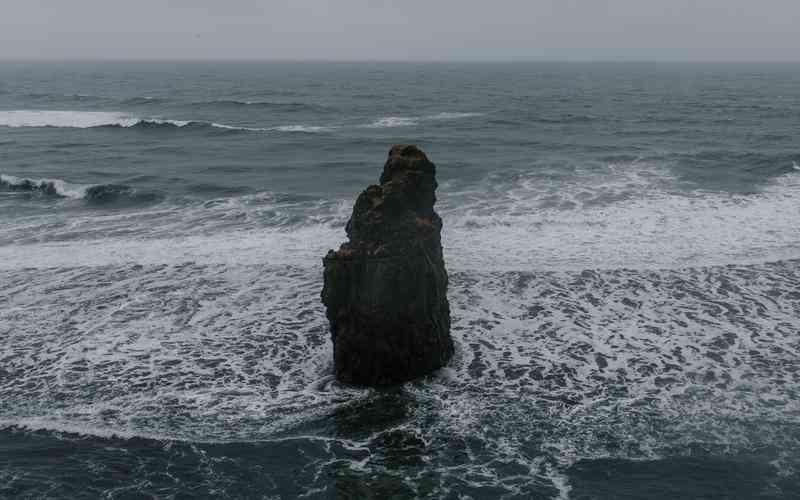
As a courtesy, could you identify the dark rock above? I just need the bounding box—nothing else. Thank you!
[321,145,453,386]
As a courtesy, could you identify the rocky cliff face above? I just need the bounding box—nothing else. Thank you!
[321,145,453,386]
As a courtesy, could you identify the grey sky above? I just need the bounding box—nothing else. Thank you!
[2,0,799,61]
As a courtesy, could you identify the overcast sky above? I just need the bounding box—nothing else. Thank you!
[2,0,799,61]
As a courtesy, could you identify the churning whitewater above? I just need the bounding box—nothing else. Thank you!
[1,62,798,499]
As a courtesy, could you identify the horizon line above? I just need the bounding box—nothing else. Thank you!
[2,57,800,64]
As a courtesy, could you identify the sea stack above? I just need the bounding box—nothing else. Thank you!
[321,145,453,386]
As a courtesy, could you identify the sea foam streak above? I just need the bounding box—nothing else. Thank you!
[0,110,327,133]
[0,110,186,128]
[365,112,484,128]
[2,167,800,271]
[0,109,480,132]
[366,116,419,128]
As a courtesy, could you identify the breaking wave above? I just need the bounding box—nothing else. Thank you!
[0,110,483,133]
[2,165,799,272]
[0,174,159,205]
[0,110,326,134]
[442,163,800,270]
[0,110,194,129]
[0,174,89,199]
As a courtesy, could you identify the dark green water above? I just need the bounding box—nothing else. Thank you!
[1,62,799,498]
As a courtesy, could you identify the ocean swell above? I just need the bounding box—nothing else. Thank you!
[0,174,158,205]
[0,110,483,133]
[0,110,331,134]
[0,110,194,129]
[0,174,87,199]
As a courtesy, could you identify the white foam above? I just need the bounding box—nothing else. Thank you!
[0,225,341,270]
[0,110,242,130]
[366,116,418,128]
[1,162,798,496]
[365,112,483,129]
[0,110,142,128]
[0,110,482,132]
[545,465,573,500]
[208,123,332,133]
[1,230,798,492]
[271,124,331,133]
[441,166,800,271]
[207,122,268,132]
[2,167,800,271]
[0,417,175,442]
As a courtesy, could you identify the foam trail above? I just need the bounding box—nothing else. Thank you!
[271,124,332,133]
[0,110,479,132]
[366,116,418,128]
[2,169,800,271]
[0,226,342,270]
[365,112,483,128]
[0,110,336,134]
[0,110,177,128]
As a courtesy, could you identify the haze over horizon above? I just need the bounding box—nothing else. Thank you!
[1,0,799,62]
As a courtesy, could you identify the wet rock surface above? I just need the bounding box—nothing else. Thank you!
[322,145,453,386]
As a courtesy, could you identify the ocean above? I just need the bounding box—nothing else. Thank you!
[0,61,798,499]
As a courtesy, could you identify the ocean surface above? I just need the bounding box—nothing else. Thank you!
[0,61,799,499]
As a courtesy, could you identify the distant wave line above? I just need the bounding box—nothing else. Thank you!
[0,110,485,133]
[364,112,485,128]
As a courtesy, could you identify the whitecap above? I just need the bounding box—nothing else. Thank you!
[0,110,198,129]
[365,112,482,128]
[0,173,88,199]
[271,124,331,133]
[365,116,419,128]
[0,110,141,128]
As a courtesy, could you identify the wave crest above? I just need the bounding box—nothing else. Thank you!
[0,110,332,134]
[0,109,482,133]
[1,174,159,204]
[0,174,87,199]
[0,111,192,129]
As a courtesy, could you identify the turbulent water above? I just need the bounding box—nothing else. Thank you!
[1,61,799,499]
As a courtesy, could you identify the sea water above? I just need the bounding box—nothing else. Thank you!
[0,61,798,498]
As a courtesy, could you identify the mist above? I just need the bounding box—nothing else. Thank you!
[2,0,799,61]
